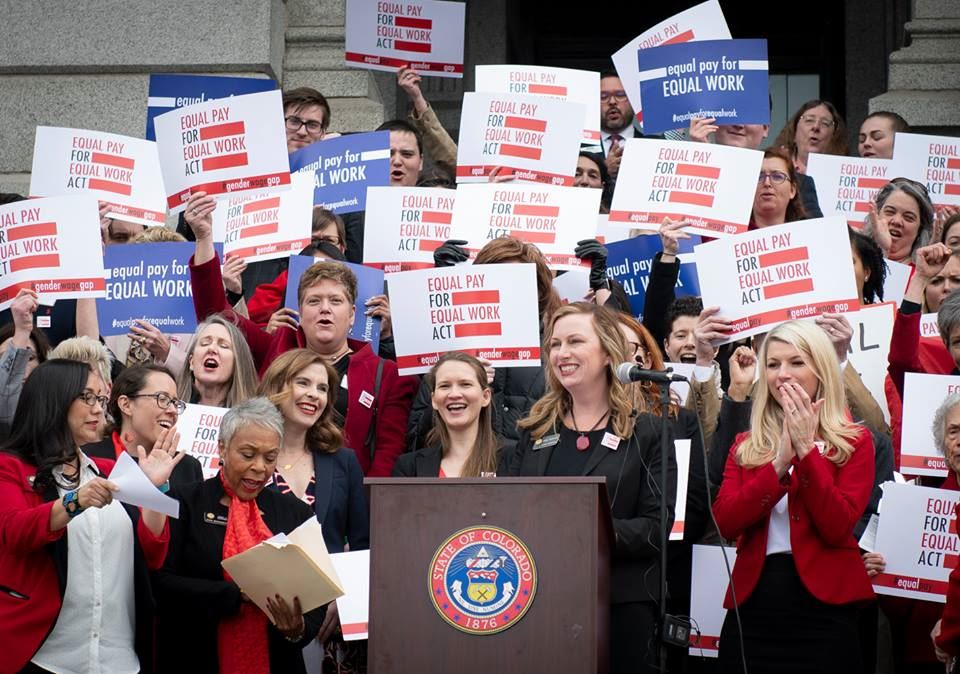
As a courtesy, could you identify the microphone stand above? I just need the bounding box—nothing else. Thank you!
[656,377,671,673]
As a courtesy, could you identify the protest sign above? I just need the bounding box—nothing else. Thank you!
[475,65,600,145]
[843,302,896,424]
[672,439,691,541]
[0,195,106,310]
[612,0,731,129]
[212,172,314,263]
[552,269,591,304]
[345,0,465,77]
[695,217,860,343]
[175,403,228,479]
[873,482,960,602]
[608,140,761,236]
[330,549,370,641]
[449,183,599,270]
[388,264,541,375]
[145,73,275,141]
[604,232,701,319]
[636,39,769,136]
[289,132,390,214]
[689,544,736,657]
[30,127,167,226]
[155,89,291,213]
[921,313,940,339]
[892,132,960,207]
[595,214,631,245]
[806,154,893,230]
[284,255,384,352]
[884,259,912,307]
[901,373,958,477]
[664,362,697,408]
[362,186,455,271]
[456,92,584,186]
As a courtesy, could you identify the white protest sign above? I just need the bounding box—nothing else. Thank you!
[345,0,465,77]
[901,373,959,477]
[450,183,599,270]
[695,217,860,343]
[155,89,291,213]
[806,154,894,230]
[611,0,731,130]
[330,549,370,641]
[689,544,736,657]
[873,482,960,602]
[921,313,940,339]
[665,362,697,407]
[0,195,106,310]
[456,92,584,186]
[594,214,632,245]
[475,65,600,145]
[30,127,167,226]
[553,268,591,304]
[892,132,960,207]
[212,171,314,263]
[671,439,691,541]
[362,186,456,271]
[608,139,762,237]
[884,259,912,307]
[844,302,896,424]
[388,263,542,375]
[175,403,228,479]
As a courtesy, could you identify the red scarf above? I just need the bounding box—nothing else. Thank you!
[218,471,273,674]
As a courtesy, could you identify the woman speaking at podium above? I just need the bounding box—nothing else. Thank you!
[510,302,676,673]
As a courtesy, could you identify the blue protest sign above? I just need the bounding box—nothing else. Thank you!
[288,131,390,214]
[604,234,701,319]
[284,255,384,352]
[636,39,769,135]
[97,242,221,337]
[146,74,276,141]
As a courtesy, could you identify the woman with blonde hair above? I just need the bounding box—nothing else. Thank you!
[177,315,258,408]
[713,319,875,673]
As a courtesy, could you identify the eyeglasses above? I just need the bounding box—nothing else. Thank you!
[628,341,649,364]
[76,391,109,409]
[313,235,342,247]
[284,115,326,135]
[129,392,187,414]
[600,90,628,102]
[799,115,836,130]
[757,171,791,185]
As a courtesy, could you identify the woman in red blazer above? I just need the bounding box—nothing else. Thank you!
[713,320,875,673]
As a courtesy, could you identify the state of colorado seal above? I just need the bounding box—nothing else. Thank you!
[428,525,537,635]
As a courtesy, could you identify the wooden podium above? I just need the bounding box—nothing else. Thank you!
[366,477,613,673]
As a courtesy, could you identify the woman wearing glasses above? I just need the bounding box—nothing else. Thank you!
[86,364,203,488]
[752,148,808,229]
[773,99,848,174]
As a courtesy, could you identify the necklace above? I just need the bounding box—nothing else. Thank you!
[279,451,309,471]
[569,407,609,452]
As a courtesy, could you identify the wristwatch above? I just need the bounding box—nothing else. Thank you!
[62,490,83,518]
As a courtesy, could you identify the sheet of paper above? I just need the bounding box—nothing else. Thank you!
[107,451,180,518]
[859,513,879,553]
[331,549,371,641]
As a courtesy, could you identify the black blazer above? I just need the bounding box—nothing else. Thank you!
[392,444,511,477]
[152,477,325,674]
[509,413,677,604]
[82,435,204,488]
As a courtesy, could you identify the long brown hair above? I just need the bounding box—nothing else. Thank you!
[758,148,808,224]
[425,352,499,477]
[475,236,562,326]
[258,349,343,454]
[773,99,848,160]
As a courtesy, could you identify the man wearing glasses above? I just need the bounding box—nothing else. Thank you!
[599,72,639,180]
[282,87,331,153]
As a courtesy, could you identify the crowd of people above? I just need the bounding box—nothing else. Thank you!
[0,49,959,674]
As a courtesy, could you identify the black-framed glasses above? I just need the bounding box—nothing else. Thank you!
[129,392,186,414]
[600,90,628,102]
[628,341,649,364]
[758,171,790,185]
[284,115,326,135]
[313,234,342,247]
[76,391,109,409]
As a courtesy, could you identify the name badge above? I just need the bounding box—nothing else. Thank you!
[203,512,229,527]
[359,390,375,409]
[37,316,51,329]
[533,433,560,450]
[601,432,621,450]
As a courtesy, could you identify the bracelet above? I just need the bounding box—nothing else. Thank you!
[157,481,171,494]
[283,627,305,643]
[62,490,83,518]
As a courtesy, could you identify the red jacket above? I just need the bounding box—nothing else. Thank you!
[713,426,876,608]
[246,269,288,328]
[0,452,168,673]
[190,254,418,476]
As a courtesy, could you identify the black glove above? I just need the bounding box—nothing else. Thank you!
[434,239,470,268]
[575,238,609,291]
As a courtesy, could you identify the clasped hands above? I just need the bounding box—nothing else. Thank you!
[772,382,823,478]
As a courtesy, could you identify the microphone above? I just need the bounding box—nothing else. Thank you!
[616,362,688,384]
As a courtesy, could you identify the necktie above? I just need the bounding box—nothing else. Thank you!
[609,134,623,154]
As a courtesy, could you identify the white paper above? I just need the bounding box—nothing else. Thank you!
[665,362,697,405]
[689,544,736,657]
[552,269,591,304]
[671,439,691,541]
[843,302,896,424]
[107,451,180,518]
[362,186,456,271]
[330,549,370,641]
[595,214,632,244]
[883,259,912,307]
[859,513,879,552]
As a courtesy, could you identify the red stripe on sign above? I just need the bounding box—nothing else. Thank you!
[608,209,747,235]
[500,145,543,160]
[948,158,960,170]
[452,290,500,305]
[226,239,312,261]
[202,153,249,171]
[762,278,814,300]
[504,116,548,132]
[857,177,888,189]
[7,222,57,241]
[454,322,503,338]
[951,518,957,535]
[340,622,368,637]
[199,121,246,140]
[240,222,279,238]
[418,239,444,252]
[671,521,684,535]
[11,254,60,273]
[511,230,556,244]
[167,171,291,209]
[0,277,106,303]
[395,40,432,53]
[528,84,568,96]
[344,51,463,73]
[422,211,452,224]
[513,204,560,217]
[690,634,720,651]
[101,203,165,223]
[945,554,959,569]
[946,184,960,196]
[243,197,281,213]
[455,164,572,186]
[900,454,948,470]
[91,152,136,170]
[663,29,695,44]
[873,572,948,596]
[758,247,809,268]
[854,201,873,212]
[675,163,721,179]
[668,191,714,207]
[88,178,132,195]
[394,16,432,29]
[395,347,541,371]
